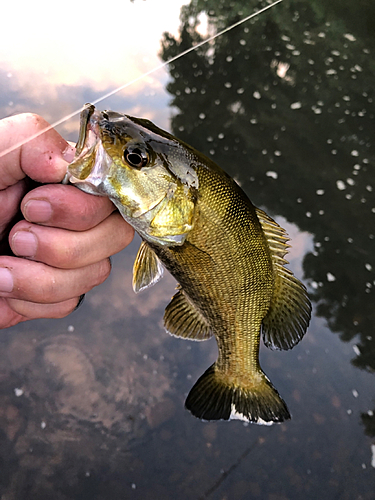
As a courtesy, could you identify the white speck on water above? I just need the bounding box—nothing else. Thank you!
[331,149,337,155]
[218,133,224,139]
[336,180,346,190]
[327,272,336,282]
[368,410,374,416]
[344,33,356,42]
[253,91,261,99]
[131,483,136,490]
[310,281,318,289]
[306,212,312,218]
[14,388,24,397]
[365,263,372,271]
[347,178,355,186]
[318,32,326,38]
[281,35,291,42]
[351,150,359,156]
[239,39,246,46]
[291,101,302,109]
[226,55,233,62]
[262,149,267,155]
[371,445,375,468]
[274,151,281,156]
[67,325,74,332]
[237,88,244,94]
[41,421,46,429]
[316,189,325,195]
[143,354,148,360]
[366,185,373,192]
[352,389,359,398]
[362,463,367,469]
[224,82,232,88]
[353,345,360,356]
[209,149,215,155]
[326,69,337,75]
[347,409,352,415]
[250,118,257,124]
[199,113,206,120]
[319,210,325,215]
[266,171,278,179]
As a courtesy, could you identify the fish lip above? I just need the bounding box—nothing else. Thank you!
[66,104,112,193]
[75,103,102,156]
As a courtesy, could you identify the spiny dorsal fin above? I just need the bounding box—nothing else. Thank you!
[164,288,212,341]
[256,208,311,350]
[133,241,164,293]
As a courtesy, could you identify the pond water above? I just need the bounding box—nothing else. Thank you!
[1,1,374,499]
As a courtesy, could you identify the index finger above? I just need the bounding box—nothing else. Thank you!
[0,113,74,190]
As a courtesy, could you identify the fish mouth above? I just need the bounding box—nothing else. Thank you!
[65,104,112,195]
[75,103,100,157]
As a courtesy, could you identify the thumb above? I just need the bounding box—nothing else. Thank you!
[0,113,75,189]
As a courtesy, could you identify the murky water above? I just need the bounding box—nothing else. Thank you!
[1,1,374,499]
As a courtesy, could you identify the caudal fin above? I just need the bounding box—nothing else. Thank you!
[185,364,290,425]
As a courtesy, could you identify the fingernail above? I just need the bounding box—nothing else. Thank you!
[0,268,13,293]
[12,231,38,257]
[63,144,75,163]
[24,200,52,223]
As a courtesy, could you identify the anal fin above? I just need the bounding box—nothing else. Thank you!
[133,241,164,293]
[164,288,212,341]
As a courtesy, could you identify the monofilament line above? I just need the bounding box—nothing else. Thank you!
[0,0,283,160]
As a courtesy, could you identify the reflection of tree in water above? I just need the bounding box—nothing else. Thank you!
[160,0,375,379]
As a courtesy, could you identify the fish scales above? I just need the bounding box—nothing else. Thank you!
[66,104,311,425]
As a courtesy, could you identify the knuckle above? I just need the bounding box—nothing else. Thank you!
[94,258,112,286]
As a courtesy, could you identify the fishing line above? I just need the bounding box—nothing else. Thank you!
[0,0,282,160]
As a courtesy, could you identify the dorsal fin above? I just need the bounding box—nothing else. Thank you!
[256,208,311,350]
[164,288,212,341]
[132,241,164,293]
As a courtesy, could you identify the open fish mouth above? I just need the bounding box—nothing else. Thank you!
[64,104,112,195]
[74,103,101,158]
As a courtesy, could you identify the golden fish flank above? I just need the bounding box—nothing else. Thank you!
[67,103,311,425]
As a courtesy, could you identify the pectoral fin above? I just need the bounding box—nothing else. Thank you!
[164,288,212,341]
[256,208,311,350]
[133,241,164,293]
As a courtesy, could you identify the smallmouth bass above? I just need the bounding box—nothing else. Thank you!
[66,103,311,425]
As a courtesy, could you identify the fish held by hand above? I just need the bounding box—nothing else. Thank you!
[66,103,311,425]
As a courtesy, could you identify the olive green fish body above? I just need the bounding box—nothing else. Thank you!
[151,163,289,422]
[67,104,311,424]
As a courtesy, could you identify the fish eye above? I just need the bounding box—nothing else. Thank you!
[124,147,149,169]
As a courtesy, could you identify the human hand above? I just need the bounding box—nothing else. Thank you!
[0,113,134,329]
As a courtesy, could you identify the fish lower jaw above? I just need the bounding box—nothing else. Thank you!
[68,176,108,196]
